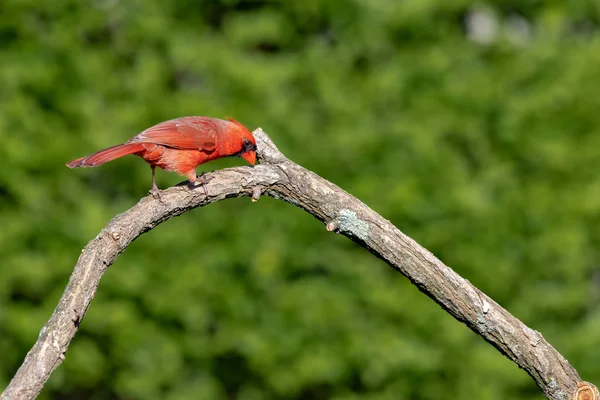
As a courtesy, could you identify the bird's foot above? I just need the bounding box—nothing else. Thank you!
[149,186,162,201]
[190,174,214,196]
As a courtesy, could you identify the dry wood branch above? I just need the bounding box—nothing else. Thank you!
[1,129,595,400]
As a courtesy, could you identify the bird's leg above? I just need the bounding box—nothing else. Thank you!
[188,171,214,196]
[150,166,161,200]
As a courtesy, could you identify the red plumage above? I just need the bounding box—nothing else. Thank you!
[67,116,257,194]
[66,143,146,168]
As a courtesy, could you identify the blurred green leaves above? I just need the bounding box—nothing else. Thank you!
[1,0,600,399]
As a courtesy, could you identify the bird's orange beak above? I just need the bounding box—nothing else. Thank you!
[241,151,256,165]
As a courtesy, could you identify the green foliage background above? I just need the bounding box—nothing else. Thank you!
[1,0,600,399]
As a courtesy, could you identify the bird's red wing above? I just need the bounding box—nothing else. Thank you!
[129,117,218,151]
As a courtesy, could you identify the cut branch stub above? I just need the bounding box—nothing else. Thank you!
[574,382,599,400]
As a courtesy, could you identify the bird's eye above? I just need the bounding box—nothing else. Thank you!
[242,138,256,152]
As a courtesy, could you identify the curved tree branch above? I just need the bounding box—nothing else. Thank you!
[1,129,596,400]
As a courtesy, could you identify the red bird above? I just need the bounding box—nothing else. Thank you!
[67,116,257,195]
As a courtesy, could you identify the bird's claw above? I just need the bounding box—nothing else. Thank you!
[150,187,162,201]
[190,174,214,196]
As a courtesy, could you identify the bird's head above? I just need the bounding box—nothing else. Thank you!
[227,117,257,165]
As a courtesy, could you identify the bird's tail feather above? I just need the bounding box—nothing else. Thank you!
[66,143,146,168]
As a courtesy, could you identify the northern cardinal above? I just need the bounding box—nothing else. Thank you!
[67,116,257,195]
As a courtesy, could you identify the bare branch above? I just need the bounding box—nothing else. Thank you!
[1,129,595,400]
